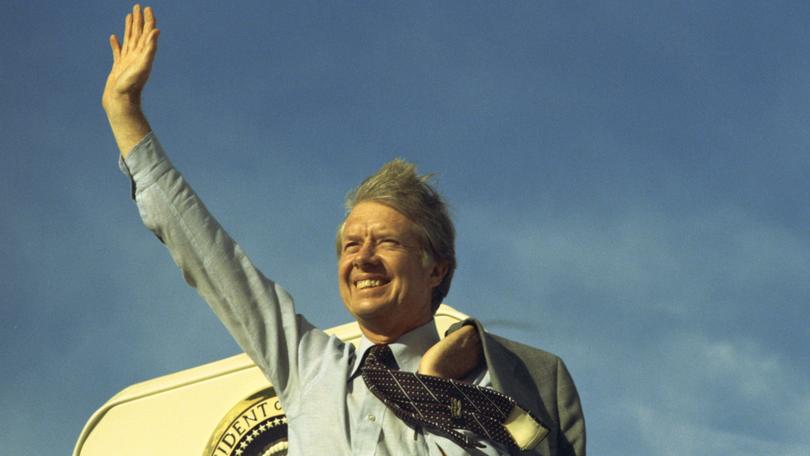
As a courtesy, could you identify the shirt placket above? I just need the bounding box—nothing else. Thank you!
[353,383,387,455]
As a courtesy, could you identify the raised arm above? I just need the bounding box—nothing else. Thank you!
[102,4,160,157]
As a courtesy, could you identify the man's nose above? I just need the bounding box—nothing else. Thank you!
[353,241,378,267]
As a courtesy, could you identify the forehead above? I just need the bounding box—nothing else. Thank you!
[342,201,417,236]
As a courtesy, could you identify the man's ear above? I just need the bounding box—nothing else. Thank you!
[429,261,449,288]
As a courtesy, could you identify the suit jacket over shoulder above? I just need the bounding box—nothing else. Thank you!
[447,319,586,456]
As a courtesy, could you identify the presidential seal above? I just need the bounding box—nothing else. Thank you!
[203,387,288,456]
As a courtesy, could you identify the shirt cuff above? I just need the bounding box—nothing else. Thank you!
[118,132,174,199]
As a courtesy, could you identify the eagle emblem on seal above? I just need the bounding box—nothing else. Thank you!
[203,387,289,456]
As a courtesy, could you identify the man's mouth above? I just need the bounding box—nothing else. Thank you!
[355,279,388,290]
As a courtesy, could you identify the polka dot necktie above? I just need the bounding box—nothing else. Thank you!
[360,343,527,449]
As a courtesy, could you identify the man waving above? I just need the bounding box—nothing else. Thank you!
[103,5,585,455]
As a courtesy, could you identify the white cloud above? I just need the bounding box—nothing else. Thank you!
[633,401,810,456]
[580,331,810,456]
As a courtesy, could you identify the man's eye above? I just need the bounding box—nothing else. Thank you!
[343,242,359,252]
[380,239,399,246]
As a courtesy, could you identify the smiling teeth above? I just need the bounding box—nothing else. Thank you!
[356,279,383,289]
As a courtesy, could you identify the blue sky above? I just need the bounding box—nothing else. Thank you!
[2,1,809,454]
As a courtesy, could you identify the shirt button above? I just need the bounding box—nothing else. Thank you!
[367,414,376,422]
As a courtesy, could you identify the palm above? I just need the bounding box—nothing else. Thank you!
[110,49,152,95]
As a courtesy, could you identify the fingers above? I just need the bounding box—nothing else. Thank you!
[150,28,160,47]
[109,34,121,64]
[115,5,157,59]
[123,12,132,53]
[119,5,158,56]
[132,4,144,49]
[144,7,156,33]
[143,29,160,59]
[139,7,156,51]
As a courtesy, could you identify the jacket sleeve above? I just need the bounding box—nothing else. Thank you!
[555,358,585,456]
[118,132,338,405]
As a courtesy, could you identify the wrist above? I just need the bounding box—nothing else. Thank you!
[103,100,151,158]
[103,92,143,119]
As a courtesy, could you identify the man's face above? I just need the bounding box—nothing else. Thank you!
[338,201,444,339]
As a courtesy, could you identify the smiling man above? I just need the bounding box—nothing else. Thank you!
[338,177,452,344]
[103,5,585,455]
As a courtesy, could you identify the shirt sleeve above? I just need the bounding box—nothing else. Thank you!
[118,132,338,405]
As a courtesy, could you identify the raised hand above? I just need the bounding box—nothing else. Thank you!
[418,324,483,380]
[102,5,159,157]
[102,4,160,114]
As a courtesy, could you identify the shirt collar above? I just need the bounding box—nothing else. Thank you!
[350,319,440,378]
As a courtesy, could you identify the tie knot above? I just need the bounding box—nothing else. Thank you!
[365,344,399,370]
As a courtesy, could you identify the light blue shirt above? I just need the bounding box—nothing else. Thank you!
[120,132,508,455]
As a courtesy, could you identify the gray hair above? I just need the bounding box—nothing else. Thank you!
[336,158,456,312]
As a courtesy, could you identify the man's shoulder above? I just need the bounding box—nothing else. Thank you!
[447,318,564,373]
[486,332,561,365]
[471,321,586,456]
